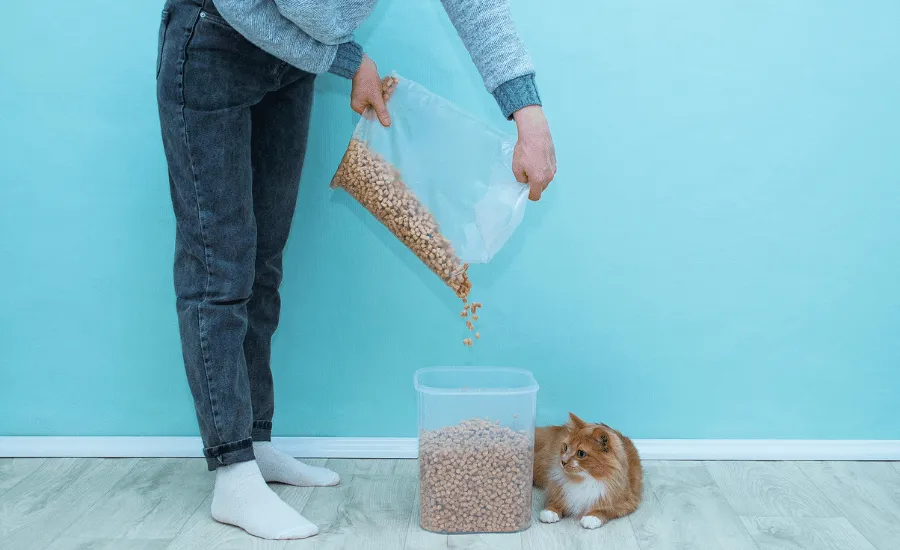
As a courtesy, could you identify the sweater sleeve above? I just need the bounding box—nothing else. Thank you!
[439,0,541,118]
[213,0,363,78]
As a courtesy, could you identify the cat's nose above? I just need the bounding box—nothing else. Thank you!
[560,459,568,467]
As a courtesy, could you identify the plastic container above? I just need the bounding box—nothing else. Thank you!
[414,367,539,534]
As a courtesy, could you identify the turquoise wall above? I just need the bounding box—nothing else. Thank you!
[2,1,898,440]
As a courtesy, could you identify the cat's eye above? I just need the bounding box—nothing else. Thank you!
[562,444,568,453]
[577,450,586,458]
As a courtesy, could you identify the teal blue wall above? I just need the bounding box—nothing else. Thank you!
[2,1,899,439]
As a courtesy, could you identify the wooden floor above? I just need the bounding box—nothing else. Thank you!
[2,459,899,549]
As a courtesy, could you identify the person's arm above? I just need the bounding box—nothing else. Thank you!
[440,0,555,200]
[213,0,363,78]
[439,0,541,119]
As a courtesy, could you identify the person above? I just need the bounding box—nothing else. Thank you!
[156,0,556,540]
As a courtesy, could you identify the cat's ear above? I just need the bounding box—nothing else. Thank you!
[591,427,610,452]
[568,412,587,429]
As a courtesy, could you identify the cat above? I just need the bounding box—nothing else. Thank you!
[533,412,642,529]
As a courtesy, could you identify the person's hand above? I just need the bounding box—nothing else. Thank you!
[351,55,391,126]
[512,106,556,201]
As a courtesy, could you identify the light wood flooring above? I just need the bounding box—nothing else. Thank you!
[2,458,899,549]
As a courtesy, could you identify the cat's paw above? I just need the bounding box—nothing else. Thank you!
[580,515,605,529]
[539,510,561,523]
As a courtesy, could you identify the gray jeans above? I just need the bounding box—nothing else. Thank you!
[156,0,315,470]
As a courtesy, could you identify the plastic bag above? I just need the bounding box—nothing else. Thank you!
[330,75,528,300]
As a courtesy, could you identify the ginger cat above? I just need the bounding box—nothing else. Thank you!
[533,413,642,529]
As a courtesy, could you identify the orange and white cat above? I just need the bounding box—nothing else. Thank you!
[533,413,642,529]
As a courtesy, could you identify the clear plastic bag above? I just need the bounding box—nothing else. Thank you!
[330,76,528,300]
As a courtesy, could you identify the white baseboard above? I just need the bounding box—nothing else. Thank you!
[1,437,899,461]
[633,439,900,461]
[0,437,416,459]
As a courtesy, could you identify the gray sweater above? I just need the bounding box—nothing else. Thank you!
[212,0,541,118]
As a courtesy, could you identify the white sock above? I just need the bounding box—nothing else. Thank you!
[210,460,318,540]
[253,441,340,487]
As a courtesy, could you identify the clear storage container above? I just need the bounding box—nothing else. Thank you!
[414,367,539,534]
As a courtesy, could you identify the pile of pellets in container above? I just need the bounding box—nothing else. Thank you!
[418,418,533,533]
[331,83,484,346]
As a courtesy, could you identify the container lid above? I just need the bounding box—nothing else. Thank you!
[414,367,539,396]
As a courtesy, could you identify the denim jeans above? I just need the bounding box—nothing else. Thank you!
[156,0,315,470]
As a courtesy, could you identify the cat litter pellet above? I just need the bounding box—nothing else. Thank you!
[418,418,533,533]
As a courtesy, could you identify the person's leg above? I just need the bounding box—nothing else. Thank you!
[160,3,259,474]
[243,69,339,486]
[243,69,313,445]
[157,0,316,538]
